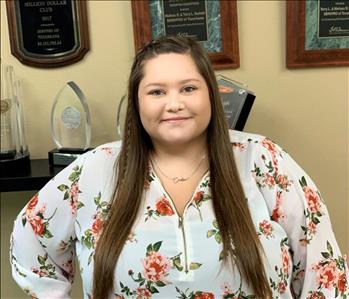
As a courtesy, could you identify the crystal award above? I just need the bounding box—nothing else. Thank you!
[0,64,30,176]
[49,81,91,166]
[216,74,256,131]
[116,94,127,138]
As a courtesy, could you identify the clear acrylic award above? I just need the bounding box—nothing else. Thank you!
[116,94,127,139]
[0,64,30,176]
[49,81,92,166]
[216,74,256,131]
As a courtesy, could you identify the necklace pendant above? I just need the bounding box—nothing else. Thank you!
[173,177,186,183]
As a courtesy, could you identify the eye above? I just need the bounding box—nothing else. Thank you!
[147,89,165,96]
[181,85,198,94]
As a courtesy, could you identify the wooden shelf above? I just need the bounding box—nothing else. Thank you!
[0,159,64,192]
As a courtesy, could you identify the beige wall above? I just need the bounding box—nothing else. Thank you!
[1,1,348,298]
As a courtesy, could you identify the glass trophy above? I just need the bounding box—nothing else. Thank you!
[216,74,256,131]
[49,81,92,166]
[116,94,127,139]
[0,64,30,176]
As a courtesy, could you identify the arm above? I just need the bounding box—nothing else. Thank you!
[252,137,348,298]
[10,155,87,298]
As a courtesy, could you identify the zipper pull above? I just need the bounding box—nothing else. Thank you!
[178,216,183,229]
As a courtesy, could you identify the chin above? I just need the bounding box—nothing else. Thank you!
[159,130,206,146]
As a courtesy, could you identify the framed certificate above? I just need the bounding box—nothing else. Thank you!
[131,0,239,69]
[287,0,349,68]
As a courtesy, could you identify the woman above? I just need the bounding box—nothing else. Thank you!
[11,36,348,299]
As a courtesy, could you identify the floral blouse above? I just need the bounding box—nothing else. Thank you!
[10,130,349,299]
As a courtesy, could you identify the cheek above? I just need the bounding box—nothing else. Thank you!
[138,99,159,127]
[199,95,212,123]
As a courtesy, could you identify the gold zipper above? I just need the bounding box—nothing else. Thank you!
[178,216,189,273]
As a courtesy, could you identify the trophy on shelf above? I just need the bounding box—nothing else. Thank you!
[0,64,30,176]
[49,81,92,167]
[216,74,256,131]
[116,94,127,139]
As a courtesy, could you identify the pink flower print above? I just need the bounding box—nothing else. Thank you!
[193,292,215,299]
[221,282,233,297]
[307,221,317,235]
[313,260,340,290]
[194,191,204,203]
[263,173,276,187]
[136,288,152,299]
[91,216,104,244]
[155,197,175,216]
[27,194,39,211]
[69,182,79,215]
[142,251,171,282]
[338,272,347,294]
[306,291,326,299]
[277,174,291,190]
[25,201,47,236]
[261,138,280,170]
[281,247,290,275]
[271,191,286,222]
[259,220,274,238]
[30,218,45,236]
[278,281,286,294]
[303,186,321,213]
[31,268,47,277]
[261,138,277,153]
[101,147,113,155]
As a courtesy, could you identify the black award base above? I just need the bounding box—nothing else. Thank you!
[48,148,93,167]
[0,153,31,177]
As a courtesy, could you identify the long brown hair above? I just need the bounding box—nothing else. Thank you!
[93,36,272,298]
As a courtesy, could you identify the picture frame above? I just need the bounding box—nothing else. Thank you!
[6,0,89,68]
[286,0,349,68]
[131,0,239,69]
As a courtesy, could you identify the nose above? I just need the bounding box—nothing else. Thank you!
[165,91,185,112]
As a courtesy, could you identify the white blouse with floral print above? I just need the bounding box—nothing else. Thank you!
[11,130,349,299]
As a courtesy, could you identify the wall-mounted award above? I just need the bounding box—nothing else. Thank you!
[6,0,89,68]
[49,81,91,166]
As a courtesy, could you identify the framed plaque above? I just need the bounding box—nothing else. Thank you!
[131,0,239,69]
[6,0,90,68]
[287,0,349,68]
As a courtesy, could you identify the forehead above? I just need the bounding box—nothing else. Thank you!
[140,53,203,84]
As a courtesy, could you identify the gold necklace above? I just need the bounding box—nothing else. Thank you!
[152,154,207,184]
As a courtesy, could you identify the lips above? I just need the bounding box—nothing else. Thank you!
[162,116,190,123]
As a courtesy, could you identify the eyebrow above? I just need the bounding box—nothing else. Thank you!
[143,78,202,88]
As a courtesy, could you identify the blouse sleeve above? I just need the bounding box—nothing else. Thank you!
[10,154,88,299]
[251,137,349,298]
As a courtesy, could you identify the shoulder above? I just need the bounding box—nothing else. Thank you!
[229,129,283,154]
[228,130,288,176]
[229,129,266,144]
[89,140,122,157]
[75,140,122,173]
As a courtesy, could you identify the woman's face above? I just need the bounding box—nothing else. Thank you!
[137,53,211,148]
